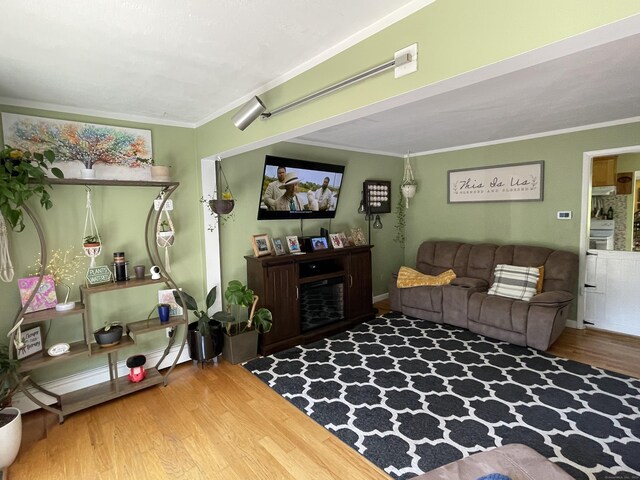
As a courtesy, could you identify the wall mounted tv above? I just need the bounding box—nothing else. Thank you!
[258,155,345,220]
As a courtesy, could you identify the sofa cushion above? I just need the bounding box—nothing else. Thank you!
[469,293,529,333]
[397,267,456,288]
[409,443,574,480]
[488,264,539,301]
[401,285,443,313]
[416,241,470,277]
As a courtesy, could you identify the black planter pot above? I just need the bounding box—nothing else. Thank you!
[94,325,123,347]
[209,199,234,215]
[187,322,223,363]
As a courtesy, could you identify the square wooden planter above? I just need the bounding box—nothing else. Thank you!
[222,329,258,365]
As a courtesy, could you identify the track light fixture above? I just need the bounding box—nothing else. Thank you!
[231,50,413,130]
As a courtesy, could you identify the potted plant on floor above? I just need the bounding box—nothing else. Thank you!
[0,145,63,232]
[173,287,223,365]
[0,343,22,474]
[213,280,272,365]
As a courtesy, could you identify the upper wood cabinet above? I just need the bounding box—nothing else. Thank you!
[592,156,618,187]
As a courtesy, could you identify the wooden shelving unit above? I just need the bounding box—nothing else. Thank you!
[7,179,188,422]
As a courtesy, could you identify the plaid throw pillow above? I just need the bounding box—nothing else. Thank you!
[488,264,539,301]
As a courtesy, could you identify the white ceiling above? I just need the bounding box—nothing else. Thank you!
[295,30,640,156]
[1,2,639,156]
[0,0,423,126]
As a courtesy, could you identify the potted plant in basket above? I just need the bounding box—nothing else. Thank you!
[173,287,224,365]
[0,343,22,473]
[212,280,272,365]
[0,145,64,232]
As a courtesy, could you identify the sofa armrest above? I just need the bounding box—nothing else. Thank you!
[450,277,488,290]
[529,290,574,307]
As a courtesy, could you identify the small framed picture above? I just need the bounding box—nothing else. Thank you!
[337,232,349,247]
[286,235,301,253]
[16,325,43,360]
[329,233,344,249]
[272,238,286,256]
[311,236,328,251]
[351,227,366,246]
[251,233,272,257]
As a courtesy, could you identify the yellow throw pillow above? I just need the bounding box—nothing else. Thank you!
[536,265,545,294]
[396,267,457,288]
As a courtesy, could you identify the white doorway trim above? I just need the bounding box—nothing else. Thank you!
[200,156,223,313]
[579,144,640,330]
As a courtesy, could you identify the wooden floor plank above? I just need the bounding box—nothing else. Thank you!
[10,300,640,479]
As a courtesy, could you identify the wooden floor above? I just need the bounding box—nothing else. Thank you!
[9,300,640,479]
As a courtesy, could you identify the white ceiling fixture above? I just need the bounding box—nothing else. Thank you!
[0,0,428,126]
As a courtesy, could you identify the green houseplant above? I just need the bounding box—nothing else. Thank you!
[0,343,22,472]
[173,286,223,364]
[0,145,64,232]
[213,280,272,364]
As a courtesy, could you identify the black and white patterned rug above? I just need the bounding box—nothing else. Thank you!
[244,312,640,480]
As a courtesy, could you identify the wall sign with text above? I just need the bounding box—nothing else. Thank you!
[448,161,544,203]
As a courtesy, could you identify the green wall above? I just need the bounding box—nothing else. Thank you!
[196,1,640,158]
[217,143,404,296]
[406,123,640,258]
[0,105,203,381]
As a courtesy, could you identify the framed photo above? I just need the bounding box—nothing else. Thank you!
[286,235,301,253]
[448,161,544,203]
[337,232,349,247]
[311,237,328,251]
[329,233,344,249]
[351,227,367,246]
[251,233,272,257]
[272,238,286,256]
[363,180,391,213]
[16,325,43,360]
[17,275,57,313]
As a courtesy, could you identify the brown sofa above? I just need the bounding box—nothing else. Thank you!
[410,443,573,480]
[389,241,578,350]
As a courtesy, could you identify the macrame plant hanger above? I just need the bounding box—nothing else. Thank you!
[401,152,417,208]
[156,191,175,272]
[0,212,14,282]
[83,187,102,268]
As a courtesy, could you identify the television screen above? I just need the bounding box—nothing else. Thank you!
[258,155,345,220]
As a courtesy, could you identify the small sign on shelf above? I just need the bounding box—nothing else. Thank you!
[86,265,113,287]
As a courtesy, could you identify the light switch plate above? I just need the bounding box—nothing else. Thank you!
[557,211,572,220]
[395,43,418,78]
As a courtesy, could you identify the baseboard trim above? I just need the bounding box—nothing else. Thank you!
[12,344,192,414]
[373,292,389,304]
[566,319,579,329]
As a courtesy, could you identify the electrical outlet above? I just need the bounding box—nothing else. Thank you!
[166,328,174,338]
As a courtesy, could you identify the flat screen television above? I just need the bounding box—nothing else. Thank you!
[257,155,345,220]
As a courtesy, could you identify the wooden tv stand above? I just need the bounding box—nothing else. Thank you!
[245,245,375,356]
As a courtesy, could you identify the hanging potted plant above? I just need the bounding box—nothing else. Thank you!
[213,280,272,365]
[0,343,22,474]
[209,157,235,215]
[0,145,63,232]
[401,153,417,208]
[173,287,223,364]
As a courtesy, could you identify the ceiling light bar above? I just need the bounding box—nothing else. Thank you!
[265,53,411,118]
[231,52,412,130]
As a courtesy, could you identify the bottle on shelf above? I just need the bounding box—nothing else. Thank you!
[607,207,614,220]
